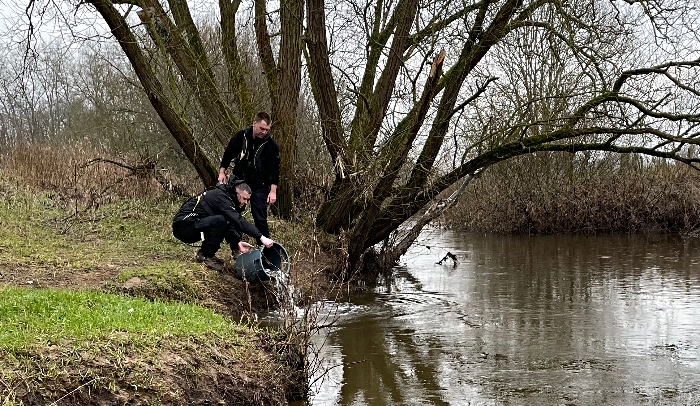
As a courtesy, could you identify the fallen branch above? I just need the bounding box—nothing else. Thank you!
[436,251,458,267]
[380,172,476,268]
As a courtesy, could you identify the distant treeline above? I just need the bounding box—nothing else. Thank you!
[440,152,700,236]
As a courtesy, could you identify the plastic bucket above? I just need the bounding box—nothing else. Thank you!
[234,242,290,282]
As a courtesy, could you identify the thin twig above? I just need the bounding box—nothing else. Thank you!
[49,377,100,406]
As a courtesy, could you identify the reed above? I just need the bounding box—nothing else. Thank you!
[441,153,700,235]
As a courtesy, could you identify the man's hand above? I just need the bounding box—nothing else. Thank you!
[238,241,255,253]
[267,184,277,204]
[260,236,274,248]
[217,168,227,184]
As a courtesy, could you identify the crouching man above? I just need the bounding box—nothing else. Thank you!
[172,178,274,271]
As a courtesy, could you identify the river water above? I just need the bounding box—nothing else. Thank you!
[292,230,700,405]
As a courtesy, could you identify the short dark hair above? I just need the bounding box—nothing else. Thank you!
[255,111,271,125]
[235,182,252,195]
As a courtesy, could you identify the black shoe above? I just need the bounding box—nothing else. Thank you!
[196,250,224,272]
[196,250,224,264]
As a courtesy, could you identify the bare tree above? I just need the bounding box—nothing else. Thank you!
[21,0,700,274]
[305,0,700,273]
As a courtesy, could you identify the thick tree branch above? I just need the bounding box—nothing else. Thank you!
[87,0,217,187]
[254,0,279,110]
[138,0,239,143]
[359,0,420,151]
[380,173,475,268]
[168,0,213,81]
[406,0,505,192]
[374,50,446,201]
[305,0,347,166]
[275,0,304,218]
[219,0,255,119]
[348,0,423,161]
[613,59,700,93]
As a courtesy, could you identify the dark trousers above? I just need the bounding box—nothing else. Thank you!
[172,215,241,257]
[250,188,270,237]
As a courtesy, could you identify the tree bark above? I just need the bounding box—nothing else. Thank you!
[220,0,255,119]
[305,0,347,165]
[275,0,304,218]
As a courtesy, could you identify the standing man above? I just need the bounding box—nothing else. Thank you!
[218,112,280,239]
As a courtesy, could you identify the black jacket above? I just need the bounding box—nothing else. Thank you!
[172,183,262,240]
[219,126,280,190]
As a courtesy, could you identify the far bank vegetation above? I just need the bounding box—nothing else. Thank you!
[441,151,700,236]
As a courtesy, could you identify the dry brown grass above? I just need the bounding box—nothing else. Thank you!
[442,153,700,235]
[1,141,200,206]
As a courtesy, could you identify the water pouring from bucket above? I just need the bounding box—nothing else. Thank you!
[234,242,290,283]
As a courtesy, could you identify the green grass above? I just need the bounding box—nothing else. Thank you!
[113,262,204,301]
[0,182,188,270]
[0,184,292,404]
[0,183,249,355]
[0,286,246,352]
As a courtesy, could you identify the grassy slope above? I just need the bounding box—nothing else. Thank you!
[0,180,305,405]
